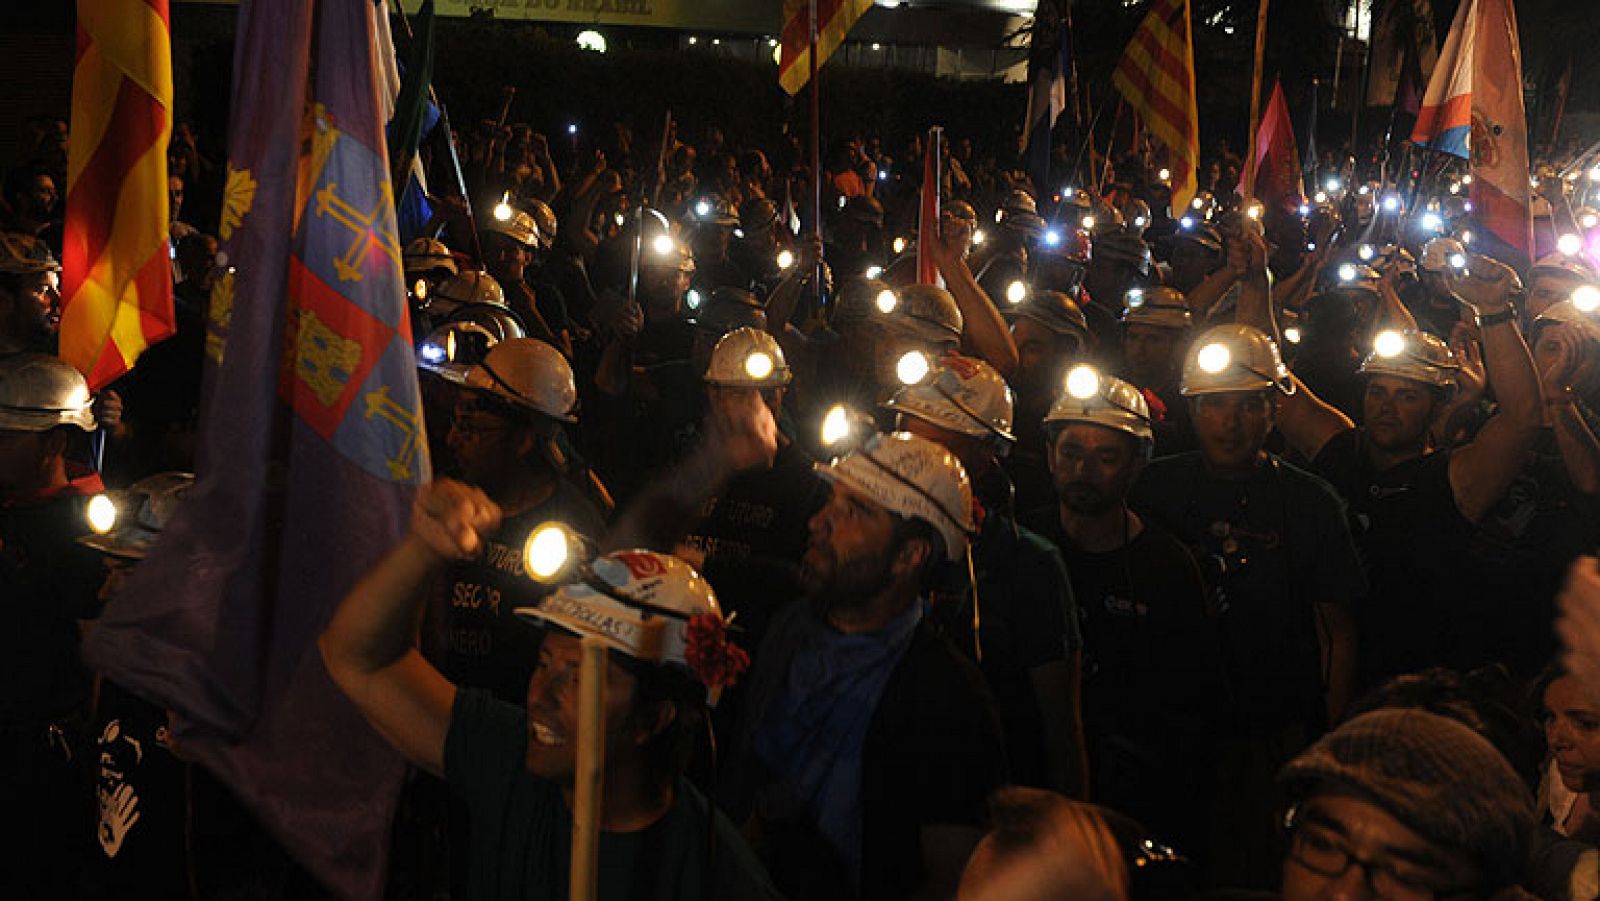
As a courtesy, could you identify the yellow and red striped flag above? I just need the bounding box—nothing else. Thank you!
[61,0,175,390]
[1111,0,1199,214]
[779,0,874,95]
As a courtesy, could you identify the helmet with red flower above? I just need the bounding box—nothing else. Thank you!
[516,533,747,704]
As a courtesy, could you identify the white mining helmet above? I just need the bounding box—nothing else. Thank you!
[1180,323,1294,396]
[704,327,792,389]
[0,353,96,432]
[1360,329,1460,390]
[815,430,974,562]
[81,472,195,559]
[877,283,965,349]
[461,338,578,423]
[884,352,1016,450]
[517,533,737,703]
[1121,285,1193,330]
[1044,365,1154,446]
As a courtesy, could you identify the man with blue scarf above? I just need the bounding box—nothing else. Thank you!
[728,429,1006,900]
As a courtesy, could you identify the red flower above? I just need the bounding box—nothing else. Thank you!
[684,613,750,691]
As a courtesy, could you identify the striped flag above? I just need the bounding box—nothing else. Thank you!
[778,0,873,95]
[1412,0,1530,260]
[60,0,176,390]
[1111,0,1200,214]
[917,127,942,286]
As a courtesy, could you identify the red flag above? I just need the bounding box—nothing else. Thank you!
[917,127,942,286]
[1249,79,1303,209]
[61,0,176,390]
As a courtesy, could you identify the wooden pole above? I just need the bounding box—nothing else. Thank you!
[568,636,608,901]
[1242,0,1270,199]
[808,0,823,315]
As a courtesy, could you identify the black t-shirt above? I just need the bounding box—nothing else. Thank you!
[682,439,828,655]
[1022,507,1225,735]
[444,688,782,901]
[927,503,1077,789]
[1309,428,1480,680]
[433,482,606,703]
[0,480,106,722]
[83,680,190,896]
[1132,452,1364,729]
[1465,429,1600,675]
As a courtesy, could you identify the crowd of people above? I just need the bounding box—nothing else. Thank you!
[9,79,1600,899]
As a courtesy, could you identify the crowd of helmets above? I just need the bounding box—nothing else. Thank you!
[14,100,1600,898]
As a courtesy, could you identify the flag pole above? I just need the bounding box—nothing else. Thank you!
[1242,0,1270,199]
[808,0,823,313]
[568,636,608,901]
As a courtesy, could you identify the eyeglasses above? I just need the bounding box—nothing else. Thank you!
[1288,823,1477,901]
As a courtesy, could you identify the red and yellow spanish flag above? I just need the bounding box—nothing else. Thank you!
[61,0,175,390]
[779,0,874,95]
[1111,0,1199,214]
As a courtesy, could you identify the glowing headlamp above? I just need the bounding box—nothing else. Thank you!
[1133,216,1148,228]
[821,404,857,449]
[1065,365,1101,400]
[1461,175,1473,185]
[523,521,582,583]
[1284,325,1302,344]
[971,229,987,246]
[1042,229,1062,247]
[1081,215,1096,230]
[1196,342,1231,374]
[1313,191,1329,204]
[1448,182,1461,195]
[1382,195,1401,212]
[1373,329,1406,359]
[1179,216,1195,229]
[1448,252,1468,271]
[864,265,884,279]
[651,234,677,256]
[694,200,712,218]
[1325,177,1341,193]
[1298,204,1311,217]
[1358,245,1375,262]
[419,341,447,364]
[896,350,932,386]
[1574,285,1600,313]
[776,249,796,270]
[1245,204,1263,221]
[892,236,908,255]
[1461,231,1474,245]
[1582,213,1599,231]
[1191,197,1205,210]
[1157,168,1171,182]
[413,277,430,300]
[1125,288,1145,308]
[1006,280,1027,305]
[492,194,513,222]
[1358,185,1371,196]
[744,351,775,380]
[1558,233,1583,257]
[1590,167,1600,183]
[1338,263,1358,283]
[1420,212,1443,232]
[613,212,626,228]
[685,288,704,311]
[1063,187,1076,199]
[875,289,898,314]
[86,494,118,535]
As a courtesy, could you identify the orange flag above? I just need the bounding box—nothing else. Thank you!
[1111,0,1199,214]
[61,0,176,390]
[779,0,874,95]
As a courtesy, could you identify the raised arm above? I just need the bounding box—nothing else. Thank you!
[1233,229,1352,460]
[926,218,1019,378]
[319,480,501,776]
[1446,257,1545,523]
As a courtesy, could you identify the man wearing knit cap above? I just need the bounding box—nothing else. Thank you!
[1278,708,1536,899]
